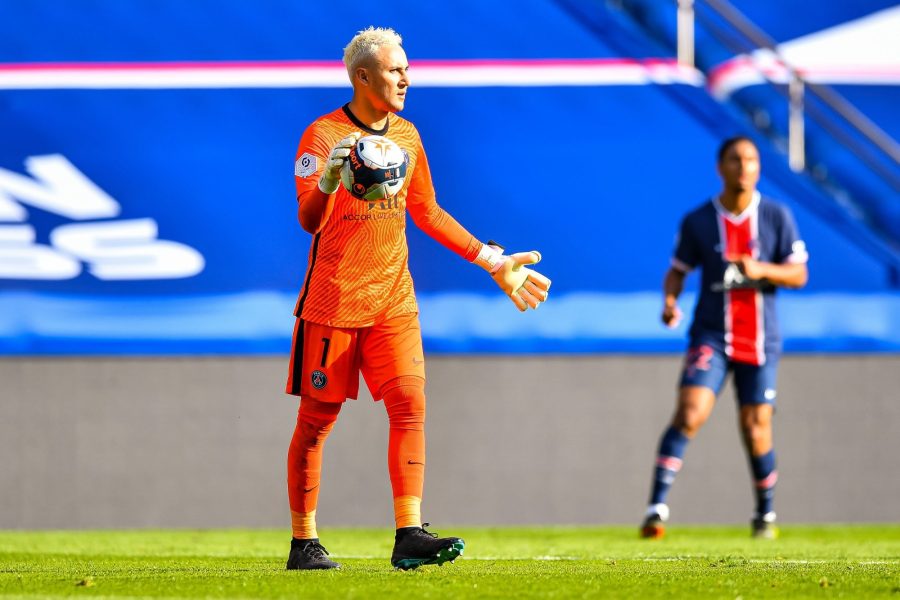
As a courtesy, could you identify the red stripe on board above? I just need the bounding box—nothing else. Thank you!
[0,60,338,71]
[708,55,900,96]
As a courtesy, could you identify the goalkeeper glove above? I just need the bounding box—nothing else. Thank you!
[318,132,361,194]
[473,241,551,311]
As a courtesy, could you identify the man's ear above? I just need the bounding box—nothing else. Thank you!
[355,67,368,85]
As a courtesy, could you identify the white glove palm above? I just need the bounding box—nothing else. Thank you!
[474,243,551,311]
[318,132,361,194]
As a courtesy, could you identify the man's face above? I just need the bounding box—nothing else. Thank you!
[359,44,410,113]
[717,140,760,192]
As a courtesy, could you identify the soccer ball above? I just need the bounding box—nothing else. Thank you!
[340,135,408,201]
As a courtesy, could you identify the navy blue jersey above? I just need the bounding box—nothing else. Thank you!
[672,193,807,364]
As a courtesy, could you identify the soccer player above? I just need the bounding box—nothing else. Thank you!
[285,27,551,570]
[640,136,808,539]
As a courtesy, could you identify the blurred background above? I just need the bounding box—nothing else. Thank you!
[1,0,898,529]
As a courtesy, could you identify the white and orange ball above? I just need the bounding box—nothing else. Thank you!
[340,135,408,201]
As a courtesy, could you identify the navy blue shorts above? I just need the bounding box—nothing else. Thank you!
[679,342,779,406]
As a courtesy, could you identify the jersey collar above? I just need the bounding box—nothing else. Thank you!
[342,103,390,136]
[713,190,760,224]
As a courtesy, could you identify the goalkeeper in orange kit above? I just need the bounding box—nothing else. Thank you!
[285,26,551,571]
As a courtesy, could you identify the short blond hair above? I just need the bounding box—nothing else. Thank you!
[342,26,403,77]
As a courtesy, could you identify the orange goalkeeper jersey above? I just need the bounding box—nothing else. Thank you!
[293,105,481,328]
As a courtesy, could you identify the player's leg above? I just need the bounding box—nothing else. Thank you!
[286,397,342,569]
[641,385,716,537]
[734,357,779,538]
[361,313,464,569]
[382,379,427,529]
[642,343,725,538]
[382,379,463,569]
[284,319,360,569]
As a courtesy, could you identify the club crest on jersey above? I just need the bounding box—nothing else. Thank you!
[295,153,317,178]
[311,370,327,390]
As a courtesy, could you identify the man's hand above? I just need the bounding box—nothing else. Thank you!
[473,243,551,311]
[318,132,361,194]
[661,303,682,328]
[734,255,768,281]
[734,254,808,289]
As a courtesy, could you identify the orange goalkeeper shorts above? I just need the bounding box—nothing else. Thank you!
[286,312,426,402]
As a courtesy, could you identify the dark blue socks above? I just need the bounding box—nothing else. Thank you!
[749,449,777,516]
[650,426,690,505]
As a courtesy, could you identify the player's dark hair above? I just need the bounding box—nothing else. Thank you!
[717,136,757,163]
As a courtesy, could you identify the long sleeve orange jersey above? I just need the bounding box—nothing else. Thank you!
[293,105,482,328]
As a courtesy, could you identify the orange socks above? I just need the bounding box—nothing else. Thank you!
[393,495,422,529]
[382,379,426,529]
[288,381,427,536]
[287,397,341,539]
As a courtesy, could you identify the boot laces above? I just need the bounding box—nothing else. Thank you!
[301,540,329,558]
[419,523,439,538]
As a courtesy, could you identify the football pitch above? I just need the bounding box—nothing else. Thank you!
[2,525,898,598]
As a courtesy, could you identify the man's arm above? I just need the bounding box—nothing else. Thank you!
[297,187,334,234]
[405,142,550,311]
[738,204,809,289]
[735,256,808,289]
[407,200,481,260]
[295,131,361,234]
[662,267,686,327]
[410,202,550,311]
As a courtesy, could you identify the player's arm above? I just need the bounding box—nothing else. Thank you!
[663,216,700,328]
[735,257,808,289]
[295,130,360,233]
[736,207,809,289]
[662,266,686,327]
[405,142,550,311]
[297,188,332,234]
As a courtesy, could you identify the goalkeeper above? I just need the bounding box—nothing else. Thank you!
[285,26,550,571]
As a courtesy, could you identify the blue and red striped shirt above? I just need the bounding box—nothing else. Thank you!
[672,193,808,365]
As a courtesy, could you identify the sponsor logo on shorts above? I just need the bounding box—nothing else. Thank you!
[311,369,327,389]
[764,388,777,401]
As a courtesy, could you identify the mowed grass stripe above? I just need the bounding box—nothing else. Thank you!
[1,526,899,599]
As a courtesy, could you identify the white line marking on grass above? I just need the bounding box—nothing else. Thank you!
[334,556,900,565]
[334,555,581,561]
[629,558,900,565]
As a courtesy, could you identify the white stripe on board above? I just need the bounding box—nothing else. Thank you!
[0,59,703,90]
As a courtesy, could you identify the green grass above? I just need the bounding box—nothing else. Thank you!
[2,525,899,598]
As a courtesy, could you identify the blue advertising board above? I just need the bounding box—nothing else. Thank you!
[2,1,898,354]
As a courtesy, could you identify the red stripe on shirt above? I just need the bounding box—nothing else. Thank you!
[722,215,762,365]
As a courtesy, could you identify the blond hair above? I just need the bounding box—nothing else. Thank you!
[343,27,403,77]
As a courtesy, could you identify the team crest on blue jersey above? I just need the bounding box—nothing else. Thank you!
[311,369,327,389]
